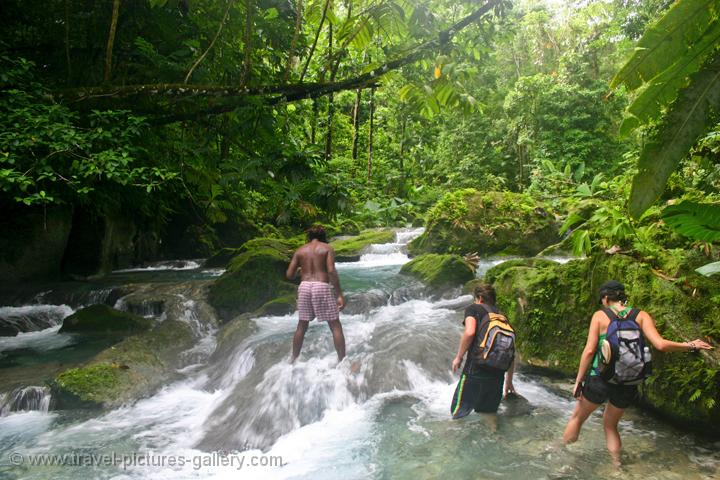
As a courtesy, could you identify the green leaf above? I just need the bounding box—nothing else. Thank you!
[611,0,720,91]
[629,53,720,218]
[662,201,720,241]
[628,20,720,125]
[560,212,585,235]
[696,261,720,276]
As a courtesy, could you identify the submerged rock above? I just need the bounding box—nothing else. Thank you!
[59,304,152,335]
[488,253,720,431]
[52,282,217,409]
[400,253,475,291]
[409,190,559,257]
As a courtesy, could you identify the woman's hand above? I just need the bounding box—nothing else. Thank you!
[451,356,462,373]
[688,339,713,351]
[572,381,584,399]
[504,381,516,398]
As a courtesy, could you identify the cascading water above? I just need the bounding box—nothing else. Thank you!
[0,229,718,479]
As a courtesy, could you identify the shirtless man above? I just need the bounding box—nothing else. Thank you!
[286,225,346,362]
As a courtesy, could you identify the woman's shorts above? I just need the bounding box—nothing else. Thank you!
[582,375,637,409]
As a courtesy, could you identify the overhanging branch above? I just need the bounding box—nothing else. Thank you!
[55,0,499,123]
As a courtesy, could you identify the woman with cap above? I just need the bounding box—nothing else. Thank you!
[562,280,712,465]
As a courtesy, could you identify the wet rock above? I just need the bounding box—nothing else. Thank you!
[409,190,559,257]
[52,283,218,409]
[343,289,390,314]
[207,237,300,321]
[400,254,475,292]
[59,304,152,335]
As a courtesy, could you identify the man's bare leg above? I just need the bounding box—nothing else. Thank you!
[327,320,345,361]
[292,321,309,363]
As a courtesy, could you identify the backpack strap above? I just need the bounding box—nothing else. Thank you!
[602,306,639,323]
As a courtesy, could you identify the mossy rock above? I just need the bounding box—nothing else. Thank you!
[254,293,296,316]
[204,247,242,269]
[51,319,194,408]
[330,229,396,261]
[409,190,559,257]
[207,237,299,321]
[59,304,152,335]
[400,253,475,290]
[488,253,720,431]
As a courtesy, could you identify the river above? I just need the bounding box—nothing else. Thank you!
[0,229,718,479]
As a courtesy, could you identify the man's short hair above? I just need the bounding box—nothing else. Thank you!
[473,283,496,305]
[307,224,327,243]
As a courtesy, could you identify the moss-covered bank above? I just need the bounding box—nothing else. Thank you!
[487,253,720,430]
[409,190,559,257]
[400,254,475,291]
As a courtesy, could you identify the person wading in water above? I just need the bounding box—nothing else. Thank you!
[286,225,346,363]
[563,280,713,466]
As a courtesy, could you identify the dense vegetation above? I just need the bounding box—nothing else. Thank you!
[1,0,718,275]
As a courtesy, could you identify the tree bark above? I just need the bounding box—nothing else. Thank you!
[351,88,361,160]
[104,0,121,82]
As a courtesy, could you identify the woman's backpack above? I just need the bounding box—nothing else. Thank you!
[598,307,652,385]
[470,305,516,372]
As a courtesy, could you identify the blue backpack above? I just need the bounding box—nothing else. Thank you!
[598,307,652,385]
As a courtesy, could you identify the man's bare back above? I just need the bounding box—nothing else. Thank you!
[286,225,346,362]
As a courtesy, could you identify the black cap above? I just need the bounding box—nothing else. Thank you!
[599,280,625,304]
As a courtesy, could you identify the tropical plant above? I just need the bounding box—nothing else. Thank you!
[611,0,720,218]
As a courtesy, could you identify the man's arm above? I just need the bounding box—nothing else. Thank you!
[286,251,300,280]
[326,246,344,310]
[452,316,476,373]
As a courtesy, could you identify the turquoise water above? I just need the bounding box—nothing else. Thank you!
[0,232,718,479]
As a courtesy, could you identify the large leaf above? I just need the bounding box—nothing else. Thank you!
[611,0,720,91]
[627,19,720,125]
[661,201,720,241]
[629,53,720,218]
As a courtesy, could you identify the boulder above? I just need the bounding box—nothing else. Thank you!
[400,253,475,291]
[487,253,720,430]
[52,319,194,408]
[207,238,299,321]
[59,304,152,335]
[409,190,559,257]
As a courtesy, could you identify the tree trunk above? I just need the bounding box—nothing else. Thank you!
[284,0,304,83]
[300,0,331,82]
[311,98,319,144]
[104,0,121,82]
[351,88,362,160]
[241,0,255,86]
[65,0,72,82]
[184,0,232,84]
[324,23,333,160]
[399,114,407,178]
[367,86,375,182]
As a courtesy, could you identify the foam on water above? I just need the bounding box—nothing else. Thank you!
[0,231,717,480]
